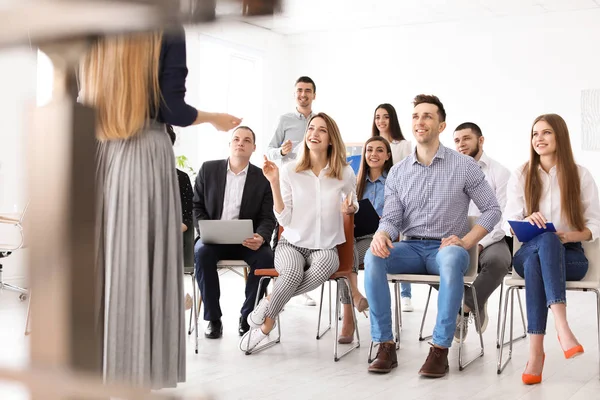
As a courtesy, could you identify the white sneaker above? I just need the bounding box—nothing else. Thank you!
[298,293,317,306]
[475,302,489,334]
[239,325,275,352]
[402,297,414,312]
[247,298,270,328]
[454,312,471,343]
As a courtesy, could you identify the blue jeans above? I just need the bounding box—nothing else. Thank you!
[513,232,588,334]
[364,240,470,348]
[401,283,412,298]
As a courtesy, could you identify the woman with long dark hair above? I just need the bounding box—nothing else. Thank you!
[337,136,393,343]
[372,103,414,311]
[504,114,600,385]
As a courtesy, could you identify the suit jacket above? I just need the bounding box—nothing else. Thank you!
[192,159,276,245]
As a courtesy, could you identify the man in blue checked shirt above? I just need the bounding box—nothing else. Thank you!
[364,94,501,377]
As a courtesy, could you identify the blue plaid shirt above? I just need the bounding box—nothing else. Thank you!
[379,144,501,241]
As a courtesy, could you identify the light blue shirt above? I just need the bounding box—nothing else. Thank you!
[267,109,315,162]
[362,172,387,216]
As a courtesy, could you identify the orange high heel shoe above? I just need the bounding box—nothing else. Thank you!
[558,335,584,359]
[522,354,545,385]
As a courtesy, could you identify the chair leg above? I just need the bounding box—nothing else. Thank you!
[316,283,330,339]
[594,289,600,379]
[497,286,518,374]
[187,274,194,335]
[419,286,433,341]
[496,281,504,348]
[394,282,401,349]
[245,277,281,355]
[193,273,200,354]
[24,292,31,336]
[368,341,376,363]
[497,287,527,349]
[458,285,484,371]
[334,277,360,361]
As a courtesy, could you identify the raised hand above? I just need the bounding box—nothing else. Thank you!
[262,155,280,184]
[210,113,242,132]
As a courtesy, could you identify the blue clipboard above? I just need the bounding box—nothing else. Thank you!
[508,220,556,242]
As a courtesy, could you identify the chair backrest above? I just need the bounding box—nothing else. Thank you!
[582,239,600,284]
[511,237,600,284]
[465,216,479,278]
[277,213,354,274]
[182,229,195,274]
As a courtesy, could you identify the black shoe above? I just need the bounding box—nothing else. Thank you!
[239,315,250,336]
[205,320,223,339]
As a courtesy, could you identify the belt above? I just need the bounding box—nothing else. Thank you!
[404,236,441,241]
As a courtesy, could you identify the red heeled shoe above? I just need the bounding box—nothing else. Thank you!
[558,335,584,359]
[522,354,545,385]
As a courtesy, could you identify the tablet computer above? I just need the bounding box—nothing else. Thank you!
[198,220,254,244]
[354,199,380,237]
[508,220,556,243]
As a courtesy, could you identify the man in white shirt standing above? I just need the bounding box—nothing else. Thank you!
[453,122,512,341]
[267,76,318,306]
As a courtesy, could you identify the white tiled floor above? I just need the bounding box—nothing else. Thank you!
[1,271,599,399]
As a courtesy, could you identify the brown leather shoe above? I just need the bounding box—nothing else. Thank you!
[368,342,398,373]
[418,344,449,378]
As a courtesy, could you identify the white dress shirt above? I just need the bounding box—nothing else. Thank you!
[390,139,412,165]
[275,162,358,249]
[503,163,600,241]
[221,160,249,221]
[468,152,511,249]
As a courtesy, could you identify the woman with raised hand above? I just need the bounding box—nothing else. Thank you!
[503,113,600,385]
[239,112,358,352]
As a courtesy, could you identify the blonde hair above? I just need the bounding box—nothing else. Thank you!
[295,113,347,180]
[79,32,163,140]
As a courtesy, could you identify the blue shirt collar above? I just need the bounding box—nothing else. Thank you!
[366,170,387,183]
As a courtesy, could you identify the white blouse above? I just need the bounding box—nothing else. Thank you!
[275,162,358,249]
[503,164,600,241]
[390,139,412,164]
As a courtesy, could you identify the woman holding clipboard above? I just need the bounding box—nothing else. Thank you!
[503,114,600,385]
[338,136,394,343]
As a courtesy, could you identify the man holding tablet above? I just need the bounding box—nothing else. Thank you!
[193,126,276,338]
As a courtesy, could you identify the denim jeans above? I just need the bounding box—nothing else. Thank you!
[513,232,588,335]
[401,283,412,298]
[364,240,470,348]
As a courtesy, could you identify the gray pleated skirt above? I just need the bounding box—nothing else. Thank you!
[95,123,185,389]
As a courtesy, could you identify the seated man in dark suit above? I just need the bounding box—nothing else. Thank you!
[193,126,276,338]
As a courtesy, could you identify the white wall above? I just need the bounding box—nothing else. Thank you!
[175,22,289,173]
[284,9,600,176]
[0,47,37,284]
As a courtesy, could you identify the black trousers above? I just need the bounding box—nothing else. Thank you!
[194,241,273,321]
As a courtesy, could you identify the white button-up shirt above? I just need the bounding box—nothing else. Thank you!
[275,162,358,249]
[468,152,511,249]
[503,163,600,240]
[221,161,249,221]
